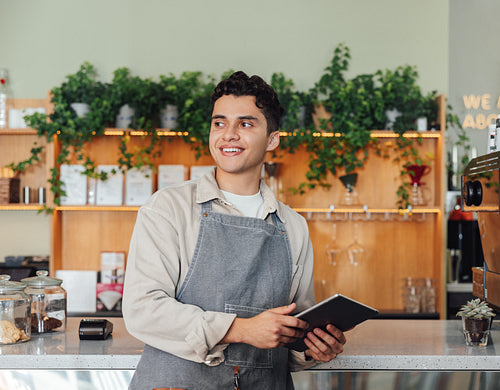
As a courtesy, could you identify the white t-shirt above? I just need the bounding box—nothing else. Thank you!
[221,190,264,218]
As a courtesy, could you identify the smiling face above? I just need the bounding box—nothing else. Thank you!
[209,94,279,193]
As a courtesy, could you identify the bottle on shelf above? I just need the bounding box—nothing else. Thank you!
[487,123,497,154]
[496,115,500,152]
[0,68,12,129]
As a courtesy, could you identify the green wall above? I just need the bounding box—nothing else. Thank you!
[0,0,449,262]
[3,0,448,96]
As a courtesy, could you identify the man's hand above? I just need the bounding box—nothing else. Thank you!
[221,303,308,349]
[304,324,346,362]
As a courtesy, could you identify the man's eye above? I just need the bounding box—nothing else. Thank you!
[241,122,252,128]
[213,121,224,127]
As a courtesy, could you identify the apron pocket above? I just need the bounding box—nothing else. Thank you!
[224,303,273,369]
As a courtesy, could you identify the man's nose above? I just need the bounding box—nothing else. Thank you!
[222,123,239,140]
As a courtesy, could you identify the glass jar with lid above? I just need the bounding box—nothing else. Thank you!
[0,275,30,343]
[22,270,66,334]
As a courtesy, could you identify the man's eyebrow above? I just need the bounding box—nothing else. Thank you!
[239,115,258,121]
[211,114,259,121]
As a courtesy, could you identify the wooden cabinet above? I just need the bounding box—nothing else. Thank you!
[275,130,445,314]
[0,98,53,210]
[1,96,447,317]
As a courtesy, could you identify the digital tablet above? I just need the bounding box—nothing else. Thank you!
[287,293,379,352]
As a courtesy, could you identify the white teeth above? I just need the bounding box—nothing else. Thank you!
[222,148,242,153]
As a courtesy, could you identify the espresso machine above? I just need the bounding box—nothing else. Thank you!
[461,151,500,307]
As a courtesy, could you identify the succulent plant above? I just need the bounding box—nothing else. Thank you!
[457,299,496,319]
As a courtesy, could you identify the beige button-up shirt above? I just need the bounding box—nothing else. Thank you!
[123,169,317,371]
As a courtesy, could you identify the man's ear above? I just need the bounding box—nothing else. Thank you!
[266,131,280,152]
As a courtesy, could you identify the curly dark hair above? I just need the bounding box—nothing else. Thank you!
[211,71,284,134]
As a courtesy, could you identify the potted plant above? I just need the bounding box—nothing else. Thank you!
[271,72,313,131]
[108,67,148,129]
[174,71,216,157]
[457,299,496,346]
[376,65,438,132]
[281,43,386,194]
[59,62,104,118]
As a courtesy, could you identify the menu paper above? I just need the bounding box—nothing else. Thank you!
[60,164,87,205]
[96,165,123,206]
[100,251,125,284]
[158,164,187,190]
[55,270,97,313]
[125,167,153,205]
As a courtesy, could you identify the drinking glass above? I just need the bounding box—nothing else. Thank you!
[325,223,341,266]
[346,223,365,266]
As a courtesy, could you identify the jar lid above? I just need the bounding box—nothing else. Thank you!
[22,270,63,287]
[0,275,26,292]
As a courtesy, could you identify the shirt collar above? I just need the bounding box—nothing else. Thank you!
[195,168,285,222]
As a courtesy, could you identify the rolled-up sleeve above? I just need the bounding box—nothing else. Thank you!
[122,204,236,364]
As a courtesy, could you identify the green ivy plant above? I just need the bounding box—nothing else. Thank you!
[61,61,104,105]
[174,71,217,157]
[279,43,438,205]
[7,50,450,210]
[271,72,314,131]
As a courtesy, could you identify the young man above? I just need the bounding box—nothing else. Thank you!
[123,71,346,390]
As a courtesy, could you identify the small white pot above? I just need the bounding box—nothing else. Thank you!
[116,104,135,128]
[70,103,90,118]
[385,109,402,130]
[417,117,428,132]
[160,104,178,129]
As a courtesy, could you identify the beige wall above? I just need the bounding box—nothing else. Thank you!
[0,0,449,262]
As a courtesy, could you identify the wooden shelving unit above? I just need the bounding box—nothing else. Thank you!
[0,96,447,317]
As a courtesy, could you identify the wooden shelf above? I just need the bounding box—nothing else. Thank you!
[279,129,442,139]
[0,129,38,135]
[56,206,140,211]
[294,207,441,214]
[1,95,448,318]
[0,204,44,211]
[101,128,443,139]
[43,205,442,214]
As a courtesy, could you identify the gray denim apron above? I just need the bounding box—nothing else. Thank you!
[129,200,294,390]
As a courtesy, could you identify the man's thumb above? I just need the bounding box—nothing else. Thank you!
[269,302,296,315]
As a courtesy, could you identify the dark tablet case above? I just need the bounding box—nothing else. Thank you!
[287,293,379,352]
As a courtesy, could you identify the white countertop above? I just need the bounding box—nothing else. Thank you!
[315,319,500,371]
[1,318,500,371]
[0,317,143,369]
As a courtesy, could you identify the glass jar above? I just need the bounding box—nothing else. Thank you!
[0,275,30,343]
[22,270,66,334]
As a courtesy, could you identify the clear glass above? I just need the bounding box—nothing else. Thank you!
[406,164,431,206]
[23,271,67,334]
[401,285,420,313]
[462,317,491,346]
[410,182,430,206]
[347,223,365,266]
[325,223,341,266]
[0,276,30,344]
[421,278,436,313]
[339,173,361,206]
